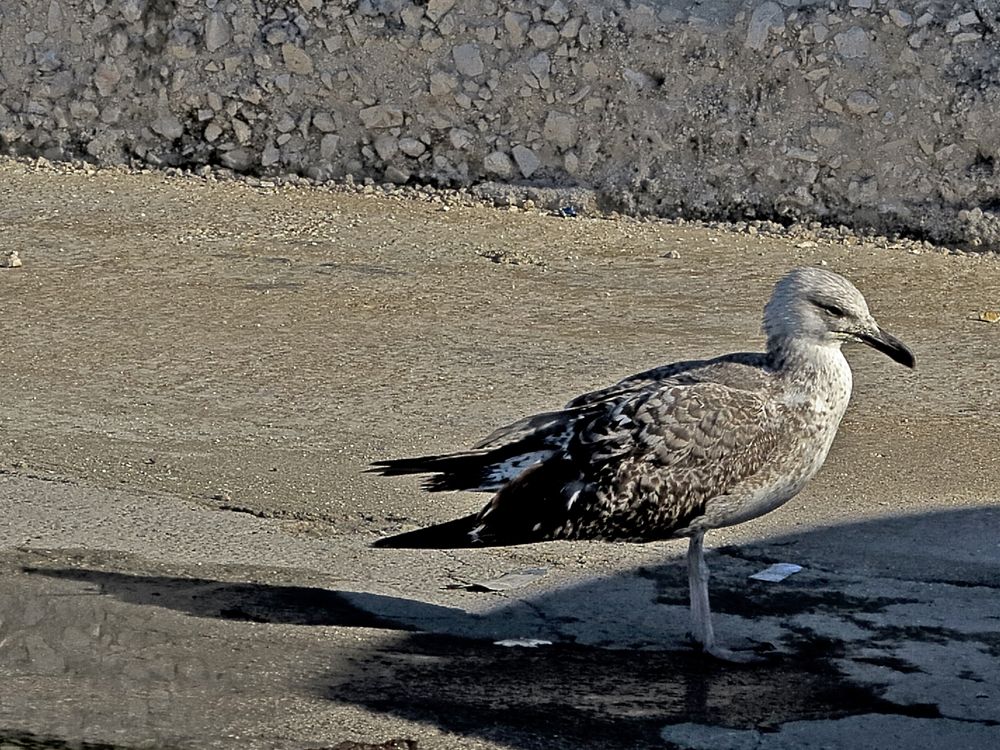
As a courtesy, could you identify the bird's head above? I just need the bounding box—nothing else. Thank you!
[763,266,915,368]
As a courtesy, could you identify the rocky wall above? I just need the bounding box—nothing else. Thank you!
[2,0,1000,247]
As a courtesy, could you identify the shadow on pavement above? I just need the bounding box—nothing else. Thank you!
[21,567,453,632]
[25,506,1000,749]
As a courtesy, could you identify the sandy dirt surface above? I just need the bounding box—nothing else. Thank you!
[1,158,999,749]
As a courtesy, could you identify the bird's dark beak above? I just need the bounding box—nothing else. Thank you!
[856,326,915,369]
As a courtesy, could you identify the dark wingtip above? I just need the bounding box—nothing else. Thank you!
[366,454,491,492]
[371,514,481,549]
[365,457,438,477]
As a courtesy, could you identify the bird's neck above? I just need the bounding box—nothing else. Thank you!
[766,336,854,493]
[767,336,854,404]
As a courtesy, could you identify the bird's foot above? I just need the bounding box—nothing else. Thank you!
[692,638,776,664]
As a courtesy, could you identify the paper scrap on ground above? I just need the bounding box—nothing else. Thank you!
[749,563,803,582]
[493,638,552,648]
[461,567,548,592]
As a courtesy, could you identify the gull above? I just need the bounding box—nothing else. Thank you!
[369,267,915,660]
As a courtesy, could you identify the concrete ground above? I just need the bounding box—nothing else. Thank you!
[1,158,999,749]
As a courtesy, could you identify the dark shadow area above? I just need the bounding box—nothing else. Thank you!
[318,634,940,750]
[640,560,921,616]
[0,728,414,750]
[23,506,1000,749]
[0,729,134,750]
[21,567,447,632]
[19,566,942,750]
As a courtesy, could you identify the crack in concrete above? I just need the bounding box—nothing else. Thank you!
[0,467,75,485]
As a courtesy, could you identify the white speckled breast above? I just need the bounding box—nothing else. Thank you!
[696,343,854,531]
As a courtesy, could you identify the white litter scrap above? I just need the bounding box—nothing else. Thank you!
[493,638,552,648]
[468,567,547,592]
[749,563,803,582]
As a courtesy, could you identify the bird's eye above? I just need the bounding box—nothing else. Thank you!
[813,300,846,317]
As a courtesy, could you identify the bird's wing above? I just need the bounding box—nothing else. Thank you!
[472,408,577,450]
[473,361,703,451]
[372,356,767,494]
[563,360,706,410]
[471,380,785,544]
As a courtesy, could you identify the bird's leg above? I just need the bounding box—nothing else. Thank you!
[686,532,761,663]
[686,531,716,651]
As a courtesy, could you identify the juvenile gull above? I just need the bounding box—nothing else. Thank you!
[370,267,915,659]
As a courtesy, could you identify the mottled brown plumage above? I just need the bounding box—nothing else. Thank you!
[369,267,915,659]
[468,379,784,545]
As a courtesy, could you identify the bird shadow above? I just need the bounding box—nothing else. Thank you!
[23,506,1000,749]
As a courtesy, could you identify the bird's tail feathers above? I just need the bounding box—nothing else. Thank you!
[368,427,561,494]
[472,409,570,449]
[367,450,497,492]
